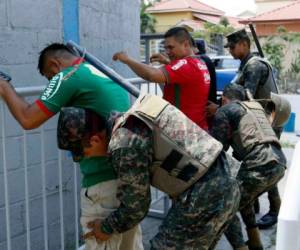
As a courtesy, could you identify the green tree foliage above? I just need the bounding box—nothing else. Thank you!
[140,0,158,33]
[262,27,300,93]
[290,50,300,77]
[219,16,230,27]
[193,19,234,41]
[203,20,235,35]
[284,49,300,92]
[263,42,285,76]
[192,19,235,51]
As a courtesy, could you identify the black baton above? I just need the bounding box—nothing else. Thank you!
[66,40,140,98]
[249,23,264,58]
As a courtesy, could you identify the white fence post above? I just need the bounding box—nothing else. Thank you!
[276,141,300,250]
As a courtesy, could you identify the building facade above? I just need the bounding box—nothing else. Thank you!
[241,0,300,36]
[255,0,297,14]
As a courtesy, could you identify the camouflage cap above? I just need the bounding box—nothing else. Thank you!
[224,29,249,48]
[57,107,109,162]
[57,107,87,162]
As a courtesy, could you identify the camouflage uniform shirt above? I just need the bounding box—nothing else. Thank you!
[235,53,269,98]
[101,117,153,234]
[101,116,240,249]
[210,101,286,168]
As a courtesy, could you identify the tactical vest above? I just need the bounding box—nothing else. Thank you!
[112,94,223,197]
[233,56,278,99]
[231,101,280,160]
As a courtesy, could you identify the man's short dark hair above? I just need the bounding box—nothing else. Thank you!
[164,27,193,46]
[223,83,246,101]
[38,43,74,75]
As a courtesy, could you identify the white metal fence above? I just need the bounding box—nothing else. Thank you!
[0,79,168,250]
[276,141,300,250]
[0,86,81,250]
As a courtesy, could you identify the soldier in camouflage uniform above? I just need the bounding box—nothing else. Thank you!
[58,101,241,250]
[224,29,282,230]
[210,84,286,250]
[224,29,278,100]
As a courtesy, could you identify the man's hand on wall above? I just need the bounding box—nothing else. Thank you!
[0,71,12,96]
[0,71,11,82]
[0,80,9,96]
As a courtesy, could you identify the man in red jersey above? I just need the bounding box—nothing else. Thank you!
[113,27,211,130]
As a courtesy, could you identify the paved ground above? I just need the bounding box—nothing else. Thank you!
[141,132,300,249]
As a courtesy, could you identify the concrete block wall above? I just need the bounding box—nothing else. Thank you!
[0,0,140,249]
[79,0,140,77]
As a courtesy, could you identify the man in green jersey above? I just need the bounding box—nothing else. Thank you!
[0,43,143,250]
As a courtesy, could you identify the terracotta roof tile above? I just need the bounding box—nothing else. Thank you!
[176,19,205,30]
[241,0,300,23]
[226,16,245,29]
[147,0,224,15]
[193,13,220,24]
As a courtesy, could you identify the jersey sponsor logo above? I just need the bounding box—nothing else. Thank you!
[197,62,208,70]
[171,59,187,70]
[85,64,109,78]
[204,72,211,84]
[41,72,63,101]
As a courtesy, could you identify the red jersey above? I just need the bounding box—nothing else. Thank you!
[162,57,210,130]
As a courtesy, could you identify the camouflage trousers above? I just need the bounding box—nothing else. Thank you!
[267,184,281,213]
[258,126,283,214]
[225,161,286,248]
[150,153,240,250]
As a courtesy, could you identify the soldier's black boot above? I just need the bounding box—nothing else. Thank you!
[246,227,264,250]
[257,187,281,229]
[257,211,278,229]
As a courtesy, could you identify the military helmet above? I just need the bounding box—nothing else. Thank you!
[57,107,107,162]
[270,93,291,127]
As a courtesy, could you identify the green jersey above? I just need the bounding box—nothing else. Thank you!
[37,61,130,187]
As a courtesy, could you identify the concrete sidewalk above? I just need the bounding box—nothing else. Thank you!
[141,132,299,249]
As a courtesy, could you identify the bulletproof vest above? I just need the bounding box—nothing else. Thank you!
[233,56,278,99]
[112,94,223,197]
[231,101,280,161]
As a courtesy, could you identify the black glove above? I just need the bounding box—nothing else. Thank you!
[0,71,12,82]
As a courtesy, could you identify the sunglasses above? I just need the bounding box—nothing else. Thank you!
[229,44,236,50]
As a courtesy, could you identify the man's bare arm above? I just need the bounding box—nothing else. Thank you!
[113,51,166,84]
[0,80,50,130]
